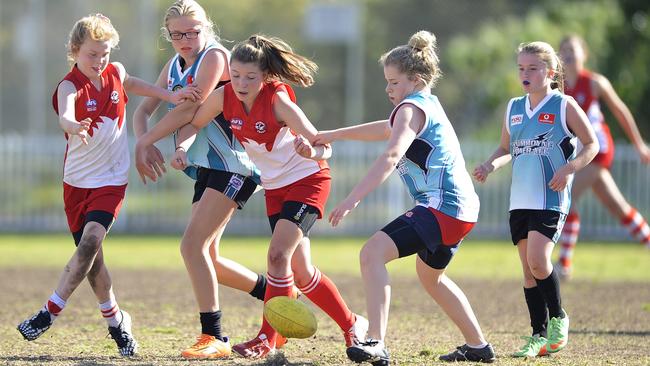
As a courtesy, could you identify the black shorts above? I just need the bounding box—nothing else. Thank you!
[71,210,114,246]
[509,209,567,245]
[380,206,460,270]
[268,201,320,237]
[192,168,258,209]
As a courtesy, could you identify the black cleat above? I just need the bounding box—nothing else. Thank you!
[346,338,390,365]
[108,310,138,356]
[439,343,495,363]
[17,309,53,341]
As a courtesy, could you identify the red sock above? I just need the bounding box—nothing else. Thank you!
[298,268,354,331]
[622,207,650,245]
[46,300,63,316]
[558,212,580,267]
[259,272,293,345]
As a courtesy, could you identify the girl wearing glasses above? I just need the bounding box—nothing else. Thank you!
[133,0,274,359]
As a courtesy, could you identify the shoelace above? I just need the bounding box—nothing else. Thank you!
[455,345,469,356]
[518,336,541,351]
[548,318,563,340]
[361,339,380,347]
[192,336,215,349]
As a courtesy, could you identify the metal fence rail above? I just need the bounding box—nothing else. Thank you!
[1,135,648,241]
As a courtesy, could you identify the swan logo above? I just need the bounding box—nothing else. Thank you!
[255,121,267,134]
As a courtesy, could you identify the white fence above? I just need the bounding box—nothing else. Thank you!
[1,135,649,241]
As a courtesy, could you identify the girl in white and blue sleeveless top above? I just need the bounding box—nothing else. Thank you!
[474,41,598,358]
[167,42,259,185]
[132,3,269,358]
[315,31,494,364]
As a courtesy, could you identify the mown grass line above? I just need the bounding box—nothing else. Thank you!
[1,234,648,281]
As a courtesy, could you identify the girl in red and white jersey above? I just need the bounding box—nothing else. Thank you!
[555,35,650,278]
[17,13,197,357]
[135,34,366,359]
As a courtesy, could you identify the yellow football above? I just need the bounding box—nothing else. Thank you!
[263,296,317,339]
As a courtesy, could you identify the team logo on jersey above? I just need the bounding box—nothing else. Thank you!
[110,91,120,104]
[538,113,555,124]
[510,114,523,126]
[511,131,553,157]
[396,158,408,175]
[405,211,413,218]
[255,121,267,134]
[230,118,244,130]
[172,84,183,92]
[86,99,97,112]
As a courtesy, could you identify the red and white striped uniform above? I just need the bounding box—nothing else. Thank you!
[52,63,129,188]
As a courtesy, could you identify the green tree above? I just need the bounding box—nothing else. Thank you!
[443,0,623,139]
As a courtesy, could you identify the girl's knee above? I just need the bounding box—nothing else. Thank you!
[268,248,291,269]
[359,243,383,268]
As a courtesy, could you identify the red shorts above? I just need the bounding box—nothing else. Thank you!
[63,183,127,233]
[427,208,475,245]
[264,169,330,218]
[592,123,614,169]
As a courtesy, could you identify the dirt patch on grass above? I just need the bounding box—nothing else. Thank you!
[1,268,648,365]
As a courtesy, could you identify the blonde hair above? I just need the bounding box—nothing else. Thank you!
[559,34,589,59]
[380,30,441,88]
[518,41,564,92]
[162,0,217,42]
[231,34,318,87]
[66,14,119,65]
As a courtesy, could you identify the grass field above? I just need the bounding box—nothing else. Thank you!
[1,234,649,365]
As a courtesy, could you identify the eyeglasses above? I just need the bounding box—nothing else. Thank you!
[168,29,201,41]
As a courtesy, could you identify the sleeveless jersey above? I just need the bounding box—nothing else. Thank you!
[52,63,128,188]
[506,91,577,213]
[564,69,611,155]
[390,91,480,222]
[222,81,327,189]
[167,42,259,182]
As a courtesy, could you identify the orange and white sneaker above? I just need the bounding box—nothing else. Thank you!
[343,314,369,347]
[276,334,288,349]
[232,333,275,359]
[181,334,231,359]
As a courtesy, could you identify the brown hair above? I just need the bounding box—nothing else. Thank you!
[66,14,119,65]
[518,41,564,92]
[379,30,441,87]
[231,34,318,87]
[162,0,217,42]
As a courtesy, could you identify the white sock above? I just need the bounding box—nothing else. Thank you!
[467,341,488,349]
[44,291,67,322]
[99,296,123,328]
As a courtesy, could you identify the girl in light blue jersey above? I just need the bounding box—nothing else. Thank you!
[314,31,494,364]
[474,41,598,358]
[132,0,273,359]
